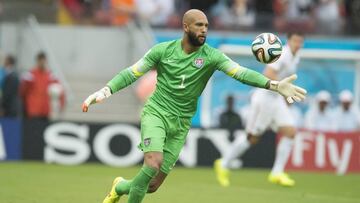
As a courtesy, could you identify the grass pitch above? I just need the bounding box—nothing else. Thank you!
[1,162,359,203]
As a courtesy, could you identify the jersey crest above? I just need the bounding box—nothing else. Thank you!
[193,58,204,68]
[144,138,151,147]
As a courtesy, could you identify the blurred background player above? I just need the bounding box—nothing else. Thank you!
[82,9,306,203]
[215,32,305,187]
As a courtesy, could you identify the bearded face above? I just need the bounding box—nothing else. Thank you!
[187,29,206,46]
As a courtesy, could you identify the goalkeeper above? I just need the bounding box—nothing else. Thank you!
[82,9,306,203]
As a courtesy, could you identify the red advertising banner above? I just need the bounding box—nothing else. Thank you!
[283,130,360,174]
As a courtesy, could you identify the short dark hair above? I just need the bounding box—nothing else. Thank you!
[287,32,304,39]
[5,55,16,66]
[36,51,47,61]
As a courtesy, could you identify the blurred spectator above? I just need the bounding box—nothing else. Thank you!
[57,0,85,25]
[57,0,95,25]
[0,49,6,90]
[20,52,65,121]
[0,61,5,90]
[219,95,243,131]
[0,48,4,68]
[81,0,96,24]
[212,0,255,29]
[0,2,3,18]
[0,55,20,117]
[0,56,8,111]
[110,0,136,26]
[135,0,175,27]
[94,0,112,25]
[186,0,219,16]
[333,90,360,132]
[345,0,360,34]
[304,90,336,132]
[253,0,274,29]
[273,0,315,33]
[283,0,313,19]
[314,0,344,34]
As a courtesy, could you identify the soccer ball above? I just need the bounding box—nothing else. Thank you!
[251,33,282,64]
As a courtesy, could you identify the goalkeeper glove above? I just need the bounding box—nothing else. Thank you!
[82,86,112,112]
[269,74,307,103]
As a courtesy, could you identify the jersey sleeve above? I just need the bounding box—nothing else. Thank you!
[107,43,164,93]
[214,51,269,88]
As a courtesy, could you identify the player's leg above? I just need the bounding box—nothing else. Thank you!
[113,153,168,196]
[104,156,164,203]
[142,148,181,192]
[215,92,271,187]
[127,152,163,203]
[219,132,262,169]
[114,169,168,195]
[125,111,191,201]
[102,109,166,203]
[145,138,188,193]
[127,108,169,203]
[271,126,296,175]
[148,115,192,191]
[268,126,296,187]
[214,131,264,187]
[142,142,182,194]
[268,100,296,187]
[148,171,167,193]
[102,177,128,203]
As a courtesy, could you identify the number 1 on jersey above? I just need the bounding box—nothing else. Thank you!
[179,74,186,89]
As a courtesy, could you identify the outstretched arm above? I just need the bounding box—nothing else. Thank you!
[81,60,153,112]
[218,62,269,88]
[82,43,164,112]
[107,59,152,93]
[217,56,306,103]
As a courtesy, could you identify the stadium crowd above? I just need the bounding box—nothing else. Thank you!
[55,0,360,35]
[0,1,359,35]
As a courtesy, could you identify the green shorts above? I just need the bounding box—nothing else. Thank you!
[139,104,192,174]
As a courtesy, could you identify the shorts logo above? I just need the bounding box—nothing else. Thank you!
[194,58,204,68]
[144,138,151,147]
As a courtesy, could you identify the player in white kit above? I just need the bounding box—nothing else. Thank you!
[214,32,304,187]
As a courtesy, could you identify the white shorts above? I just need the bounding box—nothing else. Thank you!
[245,89,295,136]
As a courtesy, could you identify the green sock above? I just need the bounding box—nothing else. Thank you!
[128,166,158,203]
[115,179,132,195]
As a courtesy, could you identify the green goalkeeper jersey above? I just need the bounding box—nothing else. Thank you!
[107,39,269,118]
